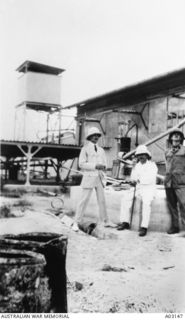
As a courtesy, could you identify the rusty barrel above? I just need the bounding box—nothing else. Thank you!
[0,249,51,313]
[0,232,68,313]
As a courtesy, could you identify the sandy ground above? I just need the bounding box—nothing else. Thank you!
[0,192,185,313]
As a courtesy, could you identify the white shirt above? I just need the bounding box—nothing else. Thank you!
[131,160,158,186]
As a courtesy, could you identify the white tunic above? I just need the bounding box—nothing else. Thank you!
[120,160,158,228]
[79,141,107,188]
[75,141,108,223]
[131,160,158,187]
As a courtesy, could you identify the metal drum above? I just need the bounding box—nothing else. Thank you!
[0,249,51,313]
[0,232,68,313]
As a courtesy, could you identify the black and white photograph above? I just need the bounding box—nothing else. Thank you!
[0,0,185,316]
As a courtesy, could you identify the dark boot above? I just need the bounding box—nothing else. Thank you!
[139,227,147,237]
[167,226,179,234]
[117,222,130,231]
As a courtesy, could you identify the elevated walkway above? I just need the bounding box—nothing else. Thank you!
[0,139,81,186]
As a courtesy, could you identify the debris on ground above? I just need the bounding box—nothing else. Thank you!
[101,264,128,272]
[91,226,118,240]
[67,279,83,292]
[0,204,12,218]
[162,266,175,270]
[74,281,83,291]
[159,248,172,252]
[60,215,74,227]
[78,222,97,235]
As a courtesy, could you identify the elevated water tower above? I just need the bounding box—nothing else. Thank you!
[14,60,65,142]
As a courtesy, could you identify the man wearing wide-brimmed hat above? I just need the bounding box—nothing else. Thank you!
[117,145,158,236]
[72,126,116,231]
[164,128,185,234]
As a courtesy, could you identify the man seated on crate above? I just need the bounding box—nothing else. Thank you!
[117,145,158,237]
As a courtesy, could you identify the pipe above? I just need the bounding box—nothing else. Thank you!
[125,123,139,147]
[121,117,185,160]
[78,121,83,146]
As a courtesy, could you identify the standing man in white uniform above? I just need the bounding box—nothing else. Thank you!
[117,145,158,236]
[72,127,116,231]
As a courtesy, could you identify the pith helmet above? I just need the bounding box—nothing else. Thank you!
[169,128,184,143]
[135,145,151,158]
[86,127,102,140]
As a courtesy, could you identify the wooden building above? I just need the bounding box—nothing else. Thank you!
[65,68,185,175]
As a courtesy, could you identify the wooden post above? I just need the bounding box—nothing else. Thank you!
[58,107,62,144]
[46,113,50,143]
[23,103,27,140]
[17,145,42,186]
[25,145,32,186]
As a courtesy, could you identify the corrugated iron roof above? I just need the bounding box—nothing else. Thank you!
[0,140,81,160]
[64,67,185,110]
[0,139,79,147]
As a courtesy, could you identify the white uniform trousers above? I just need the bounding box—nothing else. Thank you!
[120,186,155,228]
[75,177,109,224]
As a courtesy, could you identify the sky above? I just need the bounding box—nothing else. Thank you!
[1,0,185,139]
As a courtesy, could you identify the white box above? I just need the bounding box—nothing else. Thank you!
[17,71,62,106]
